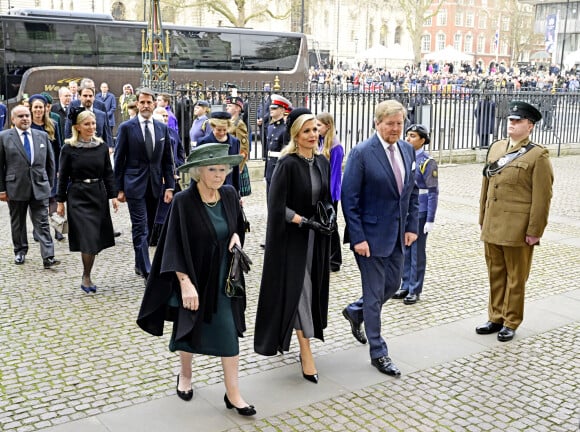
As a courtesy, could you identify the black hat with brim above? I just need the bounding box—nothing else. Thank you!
[405,124,430,145]
[507,101,542,123]
[178,143,243,173]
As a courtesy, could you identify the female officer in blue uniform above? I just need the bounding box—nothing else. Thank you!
[393,124,439,304]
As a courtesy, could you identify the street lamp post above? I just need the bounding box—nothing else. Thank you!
[301,0,305,33]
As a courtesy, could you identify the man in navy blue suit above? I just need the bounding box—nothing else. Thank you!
[114,88,175,280]
[64,85,112,149]
[341,99,419,377]
[95,82,117,136]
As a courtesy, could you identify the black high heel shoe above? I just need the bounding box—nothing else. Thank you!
[300,356,319,384]
[176,374,193,401]
[224,393,256,416]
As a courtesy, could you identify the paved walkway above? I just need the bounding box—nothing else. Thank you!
[1,155,579,432]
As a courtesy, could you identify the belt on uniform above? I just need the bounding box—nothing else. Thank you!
[419,189,429,195]
[268,151,282,158]
[72,178,101,184]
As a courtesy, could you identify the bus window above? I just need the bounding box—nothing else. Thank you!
[170,30,238,70]
[97,24,142,67]
[240,35,300,71]
[5,20,97,67]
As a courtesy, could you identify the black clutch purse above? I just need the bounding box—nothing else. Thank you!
[225,244,253,298]
[316,201,337,232]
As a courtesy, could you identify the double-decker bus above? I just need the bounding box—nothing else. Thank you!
[0,9,309,104]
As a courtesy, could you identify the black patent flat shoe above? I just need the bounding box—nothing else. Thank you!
[176,374,193,401]
[224,393,256,416]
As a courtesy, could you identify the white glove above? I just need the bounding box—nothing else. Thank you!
[424,222,435,234]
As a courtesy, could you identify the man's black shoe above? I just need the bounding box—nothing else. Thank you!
[43,257,61,269]
[371,356,401,377]
[403,293,419,305]
[392,289,408,299]
[14,253,26,265]
[342,308,367,344]
[497,326,515,342]
[475,321,503,335]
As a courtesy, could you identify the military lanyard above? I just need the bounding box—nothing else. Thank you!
[483,142,536,178]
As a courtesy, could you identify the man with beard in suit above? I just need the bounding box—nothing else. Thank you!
[114,88,175,281]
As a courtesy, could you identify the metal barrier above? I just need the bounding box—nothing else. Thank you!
[169,81,580,159]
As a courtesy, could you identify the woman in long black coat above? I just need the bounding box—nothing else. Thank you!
[254,109,332,384]
[137,144,255,416]
[56,108,118,293]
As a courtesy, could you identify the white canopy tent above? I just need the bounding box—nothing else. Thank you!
[356,44,414,68]
[424,45,474,63]
[563,49,580,69]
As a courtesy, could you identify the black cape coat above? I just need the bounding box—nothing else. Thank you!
[254,153,331,356]
[137,183,246,344]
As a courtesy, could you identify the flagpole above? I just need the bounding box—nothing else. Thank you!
[495,13,500,64]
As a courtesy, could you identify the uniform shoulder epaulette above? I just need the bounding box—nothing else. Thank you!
[419,156,434,174]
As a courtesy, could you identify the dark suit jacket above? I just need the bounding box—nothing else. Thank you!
[342,135,419,257]
[114,116,175,200]
[95,92,117,127]
[64,108,113,148]
[0,128,55,201]
[51,103,67,140]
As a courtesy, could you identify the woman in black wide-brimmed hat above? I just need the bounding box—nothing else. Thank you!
[137,144,255,416]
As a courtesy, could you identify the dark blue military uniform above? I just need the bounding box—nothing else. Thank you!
[401,148,439,296]
[264,118,287,196]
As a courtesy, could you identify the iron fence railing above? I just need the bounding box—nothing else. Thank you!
[169,81,580,160]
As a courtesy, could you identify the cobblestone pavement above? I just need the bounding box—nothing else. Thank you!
[1,155,579,431]
[225,324,579,432]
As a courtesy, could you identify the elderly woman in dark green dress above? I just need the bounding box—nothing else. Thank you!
[137,144,255,416]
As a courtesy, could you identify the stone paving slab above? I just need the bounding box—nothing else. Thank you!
[1,155,579,431]
[34,289,580,432]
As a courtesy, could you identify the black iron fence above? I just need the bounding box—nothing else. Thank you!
[170,81,580,160]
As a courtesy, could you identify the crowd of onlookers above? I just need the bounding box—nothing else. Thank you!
[307,60,580,94]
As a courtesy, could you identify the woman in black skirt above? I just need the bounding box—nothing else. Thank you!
[56,108,118,293]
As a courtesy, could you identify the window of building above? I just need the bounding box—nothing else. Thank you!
[502,17,509,31]
[437,33,446,50]
[162,6,176,23]
[478,16,486,29]
[454,33,462,51]
[500,40,509,56]
[481,0,488,6]
[111,1,126,20]
[466,12,474,27]
[437,9,447,26]
[455,12,463,26]
[424,16,432,26]
[421,34,431,52]
[394,26,402,44]
[380,24,388,46]
[477,35,485,53]
[465,34,473,53]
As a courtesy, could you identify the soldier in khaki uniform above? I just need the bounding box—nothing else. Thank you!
[476,101,553,342]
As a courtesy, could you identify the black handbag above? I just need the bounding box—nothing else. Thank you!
[225,244,253,298]
[316,201,337,232]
